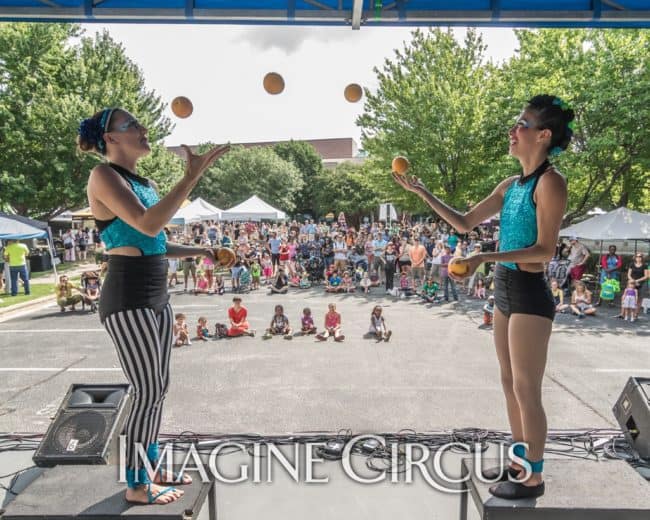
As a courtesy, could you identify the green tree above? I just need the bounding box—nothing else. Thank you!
[495,29,650,220]
[272,140,323,215]
[357,28,501,214]
[312,161,385,222]
[193,145,303,213]
[0,24,179,219]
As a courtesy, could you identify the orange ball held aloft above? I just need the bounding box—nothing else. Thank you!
[263,72,285,95]
[171,96,193,118]
[391,156,410,175]
[449,258,470,276]
[344,83,363,103]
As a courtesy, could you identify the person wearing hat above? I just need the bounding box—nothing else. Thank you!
[567,236,589,284]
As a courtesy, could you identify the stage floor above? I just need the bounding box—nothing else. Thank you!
[0,286,647,433]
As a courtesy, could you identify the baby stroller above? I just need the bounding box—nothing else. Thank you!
[234,267,252,294]
[80,271,101,313]
[306,256,325,283]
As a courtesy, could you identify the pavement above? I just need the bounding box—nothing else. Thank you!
[0,283,648,519]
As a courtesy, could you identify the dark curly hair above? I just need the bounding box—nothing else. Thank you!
[526,95,575,156]
[76,108,119,155]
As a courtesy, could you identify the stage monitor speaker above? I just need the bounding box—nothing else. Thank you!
[613,376,650,459]
[33,383,132,467]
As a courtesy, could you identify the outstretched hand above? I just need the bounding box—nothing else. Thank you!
[448,256,480,282]
[181,144,230,182]
[392,172,427,195]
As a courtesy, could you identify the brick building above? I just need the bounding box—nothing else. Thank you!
[167,137,364,168]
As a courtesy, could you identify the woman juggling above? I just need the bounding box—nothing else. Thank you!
[393,95,574,499]
[78,107,234,505]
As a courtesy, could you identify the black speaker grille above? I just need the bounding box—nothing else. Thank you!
[42,410,109,456]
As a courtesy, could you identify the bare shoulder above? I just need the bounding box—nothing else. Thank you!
[88,163,126,191]
[538,167,567,194]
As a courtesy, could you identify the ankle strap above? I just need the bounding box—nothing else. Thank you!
[126,467,151,488]
[526,458,544,473]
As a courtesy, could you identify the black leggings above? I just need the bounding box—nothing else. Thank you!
[104,304,173,475]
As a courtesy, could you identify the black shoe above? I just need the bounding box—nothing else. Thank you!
[481,465,520,482]
[489,480,545,499]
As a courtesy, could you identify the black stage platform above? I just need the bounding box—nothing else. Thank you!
[1,465,215,520]
[459,458,650,520]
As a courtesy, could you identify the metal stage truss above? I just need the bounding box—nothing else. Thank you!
[1,1,650,29]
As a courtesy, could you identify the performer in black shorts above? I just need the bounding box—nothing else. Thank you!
[394,95,574,499]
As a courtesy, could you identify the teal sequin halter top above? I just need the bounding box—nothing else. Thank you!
[498,160,550,270]
[94,163,167,256]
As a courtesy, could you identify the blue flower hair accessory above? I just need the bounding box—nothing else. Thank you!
[552,96,570,111]
[549,146,563,157]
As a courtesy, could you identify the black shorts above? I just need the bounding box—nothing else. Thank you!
[271,253,280,266]
[494,264,555,320]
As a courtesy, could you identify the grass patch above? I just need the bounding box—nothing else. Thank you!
[30,261,95,280]
[0,276,81,309]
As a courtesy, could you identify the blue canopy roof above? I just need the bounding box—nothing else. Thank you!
[1,1,650,28]
[0,212,48,240]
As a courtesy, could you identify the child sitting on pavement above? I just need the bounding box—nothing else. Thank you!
[369,305,392,341]
[173,313,191,347]
[299,307,317,335]
[420,276,440,303]
[316,303,345,342]
[196,316,211,341]
[481,296,495,329]
[263,304,293,339]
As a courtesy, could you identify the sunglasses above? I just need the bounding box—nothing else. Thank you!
[511,118,542,131]
[112,118,145,132]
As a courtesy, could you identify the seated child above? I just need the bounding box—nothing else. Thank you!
[360,271,371,294]
[213,274,225,295]
[570,281,597,319]
[342,271,356,293]
[173,313,191,347]
[194,271,210,294]
[482,295,495,328]
[550,278,569,313]
[299,271,312,289]
[369,305,392,341]
[82,272,101,312]
[474,278,486,299]
[299,307,317,335]
[263,304,293,339]
[420,276,439,303]
[288,272,301,288]
[325,271,344,293]
[369,270,381,287]
[196,316,211,340]
[316,303,345,342]
[398,271,414,298]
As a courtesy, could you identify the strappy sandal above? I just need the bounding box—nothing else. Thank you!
[156,469,192,485]
[146,484,179,504]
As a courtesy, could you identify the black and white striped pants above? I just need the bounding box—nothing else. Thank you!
[104,304,173,469]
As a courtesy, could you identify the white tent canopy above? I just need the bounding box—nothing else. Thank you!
[221,195,287,221]
[560,207,650,240]
[170,198,222,225]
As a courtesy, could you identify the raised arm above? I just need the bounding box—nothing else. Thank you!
[392,172,516,233]
[88,144,228,237]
